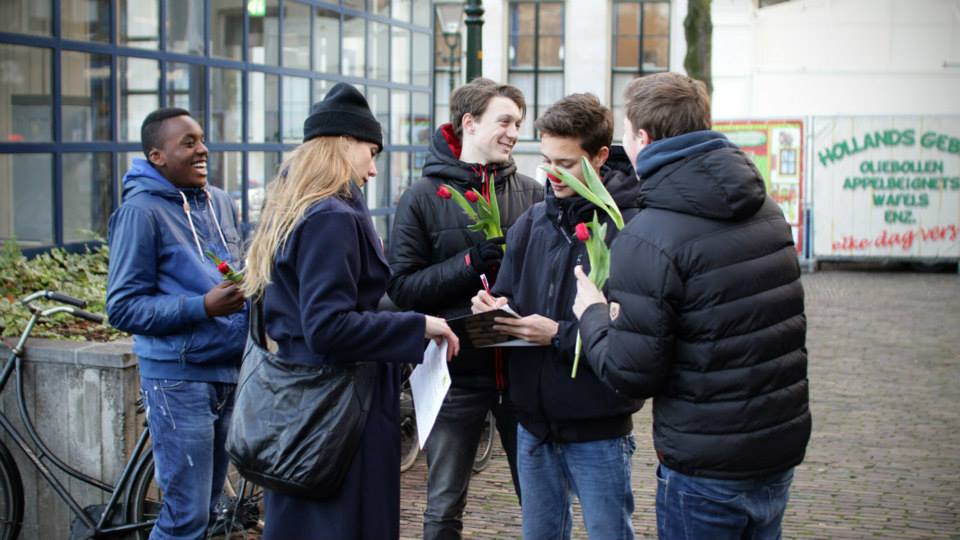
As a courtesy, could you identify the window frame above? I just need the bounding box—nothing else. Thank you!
[507,0,565,141]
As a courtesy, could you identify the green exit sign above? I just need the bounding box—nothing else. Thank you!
[247,0,266,17]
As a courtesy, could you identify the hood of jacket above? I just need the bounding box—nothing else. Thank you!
[122,157,210,203]
[421,123,520,191]
[635,130,766,221]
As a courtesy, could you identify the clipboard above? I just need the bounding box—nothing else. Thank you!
[446,308,540,349]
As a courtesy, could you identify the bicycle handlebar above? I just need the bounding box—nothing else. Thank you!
[70,308,105,324]
[45,291,87,308]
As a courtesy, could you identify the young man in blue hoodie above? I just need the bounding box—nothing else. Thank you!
[106,108,248,540]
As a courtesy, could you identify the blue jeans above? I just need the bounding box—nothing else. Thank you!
[140,377,235,540]
[655,464,795,540]
[423,387,520,540]
[517,424,636,540]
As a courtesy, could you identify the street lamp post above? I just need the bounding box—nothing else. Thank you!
[464,0,484,81]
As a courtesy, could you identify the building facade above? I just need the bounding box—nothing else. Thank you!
[0,0,433,250]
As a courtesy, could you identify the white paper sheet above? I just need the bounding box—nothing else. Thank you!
[409,340,451,449]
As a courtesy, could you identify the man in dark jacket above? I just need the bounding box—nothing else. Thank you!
[572,73,811,540]
[388,78,543,539]
[107,108,247,539]
[472,94,643,539]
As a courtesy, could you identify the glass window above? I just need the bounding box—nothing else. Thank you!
[371,0,389,18]
[389,151,410,209]
[118,0,159,49]
[208,152,243,215]
[391,90,409,145]
[342,14,365,78]
[118,57,159,142]
[61,51,111,142]
[283,1,310,70]
[391,27,410,84]
[62,153,111,243]
[0,153,53,246]
[314,8,340,74]
[282,77,310,143]
[248,72,280,143]
[611,1,670,141]
[247,152,281,223]
[0,1,51,36]
[344,0,366,11]
[211,0,243,60]
[248,0,279,65]
[508,1,564,139]
[367,86,389,144]
[166,0,204,55]
[314,79,332,102]
[0,45,52,143]
[411,92,430,146]
[61,0,110,42]
[393,0,411,22]
[166,62,206,121]
[369,21,389,81]
[412,0,430,28]
[412,32,430,87]
[211,67,243,142]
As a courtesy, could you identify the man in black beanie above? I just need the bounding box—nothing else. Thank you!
[388,78,543,539]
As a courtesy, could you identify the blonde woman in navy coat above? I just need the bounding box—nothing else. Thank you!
[241,83,460,539]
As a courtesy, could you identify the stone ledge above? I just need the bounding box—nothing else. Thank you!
[2,338,136,369]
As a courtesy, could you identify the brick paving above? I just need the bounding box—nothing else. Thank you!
[399,271,960,539]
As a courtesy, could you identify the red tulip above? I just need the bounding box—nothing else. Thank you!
[465,190,479,203]
[217,261,230,274]
[546,172,562,185]
[574,222,590,242]
[437,186,452,199]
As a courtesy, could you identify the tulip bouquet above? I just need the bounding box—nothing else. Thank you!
[205,250,243,284]
[436,173,504,249]
[540,157,624,378]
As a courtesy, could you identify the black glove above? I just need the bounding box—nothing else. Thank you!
[467,237,505,275]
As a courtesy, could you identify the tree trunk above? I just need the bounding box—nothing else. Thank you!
[684,0,713,96]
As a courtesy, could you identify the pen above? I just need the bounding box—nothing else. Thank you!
[480,273,491,294]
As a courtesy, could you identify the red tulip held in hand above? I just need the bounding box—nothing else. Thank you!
[436,186,452,199]
[465,190,479,203]
[217,261,230,274]
[574,222,590,242]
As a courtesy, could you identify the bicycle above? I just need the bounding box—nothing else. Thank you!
[0,291,262,539]
[398,366,495,474]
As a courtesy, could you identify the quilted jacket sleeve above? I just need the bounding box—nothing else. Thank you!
[578,229,683,399]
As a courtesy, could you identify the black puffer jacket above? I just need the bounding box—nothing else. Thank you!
[492,156,643,443]
[579,131,810,480]
[388,124,543,388]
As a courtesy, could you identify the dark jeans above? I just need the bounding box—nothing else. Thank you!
[141,377,235,540]
[656,464,795,540]
[423,386,520,540]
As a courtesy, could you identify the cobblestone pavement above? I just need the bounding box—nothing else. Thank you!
[399,271,960,539]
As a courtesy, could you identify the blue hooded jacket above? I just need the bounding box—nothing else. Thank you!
[106,158,248,383]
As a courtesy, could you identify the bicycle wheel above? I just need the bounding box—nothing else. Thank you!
[0,441,24,540]
[212,465,264,538]
[399,383,419,473]
[125,447,160,540]
[472,411,495,473]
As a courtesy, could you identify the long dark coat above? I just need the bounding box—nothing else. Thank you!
[260,182,425,540]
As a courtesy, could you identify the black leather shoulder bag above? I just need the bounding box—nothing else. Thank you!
[225,298,377,499]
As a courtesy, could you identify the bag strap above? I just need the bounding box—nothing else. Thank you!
[250,296,268,348]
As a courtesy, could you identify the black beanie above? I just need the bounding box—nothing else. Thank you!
[302,82,383,151]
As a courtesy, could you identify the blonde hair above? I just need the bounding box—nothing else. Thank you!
[242,136,358,298]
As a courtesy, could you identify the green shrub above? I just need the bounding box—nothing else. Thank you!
[0,240,126,341]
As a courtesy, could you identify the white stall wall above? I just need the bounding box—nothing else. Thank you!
[812,116,960,259]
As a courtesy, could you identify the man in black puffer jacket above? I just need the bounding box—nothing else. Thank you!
[573,73,811,540]
[472,94,643,540]
[388,78,542,540]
